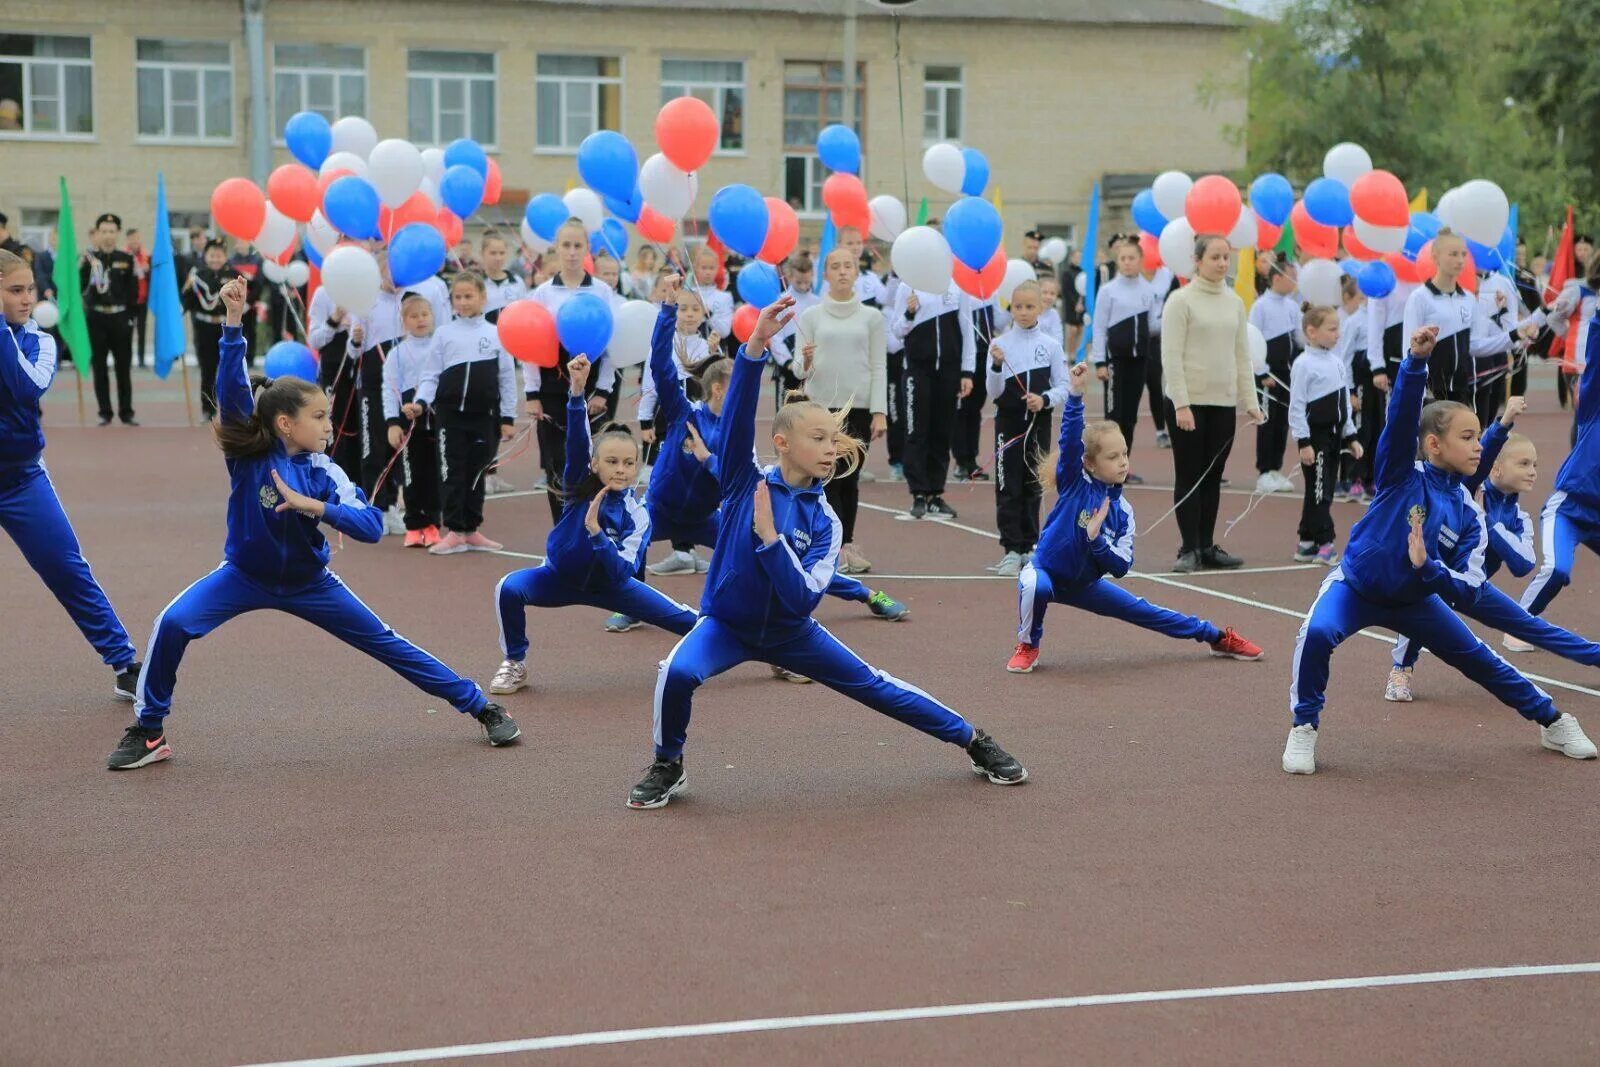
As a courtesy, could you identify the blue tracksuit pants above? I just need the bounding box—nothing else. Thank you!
[0,460,136,670]
[652,615,973,761]
[1292,569,1557,729]
[135,563,486,726]
[1396,581,1600,669]
[644,507,873,603]
[1520,493,1600,618]
[1017,563,1221,647]
[495,565,698,660]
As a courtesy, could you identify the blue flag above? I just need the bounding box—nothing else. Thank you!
[1075,181,1101,363]
[150,173,188,379]
[817,215,837,276]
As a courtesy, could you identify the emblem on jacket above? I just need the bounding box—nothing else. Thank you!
[1077,508,1094,529]
[1408,504,1426,526]
[260,483,281,510]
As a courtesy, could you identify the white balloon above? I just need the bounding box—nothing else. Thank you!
[608,300,660,369]
[996,259,1037,305]
[922,143,966,195]
[368,138,424,208]
[1246,322,1267,370]
[890,226,955,295]
[420,147,446,185]
[31,301,59,329]
[1157,218,1198,279]
[318,150,368,179]
[520,219,552,256]
[1039,237,1068,266]
[254,202,296,259]
[320,245,381,316]
[1227,210,1258,250]
[1435,186,1461,230]
[285,260,311,288]
[418,176,442,209]
[1074,271,1087,297]
[307,211,340,255]
[1298,258,1343,306]
[563,188,605,234]
[1322,142,1373,187]
[1151,171,1193,224]
[868,195,907,242]
[638,153,694,220]
[1352,217,1407,255]
[1452,180,1511,246]
[261,257,289,284]
[330,116,378,160]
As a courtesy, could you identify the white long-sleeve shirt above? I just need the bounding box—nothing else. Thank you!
[890,283,976,374]
[414,316,519,423]
[1338,302,1380,373]
[1288,344,1356,445]
[691,283,733,338]
[484,272,528,314]
[348,289,404,353]
[794,295,888,414]
[985,323,1067,410]
[307,286,344,352]
[402,275,452,335]
[638,332,711,423]
[1248,289,1303,376]
[524,273,624,397]
[1365,281,1416,368]
[380,334,435,421]
[1090,274,1160,366]
[770,289,821,367]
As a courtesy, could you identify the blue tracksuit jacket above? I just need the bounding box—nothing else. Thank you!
[544,394,651,587]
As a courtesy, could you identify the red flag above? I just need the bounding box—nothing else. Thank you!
[1546,206,1579,370]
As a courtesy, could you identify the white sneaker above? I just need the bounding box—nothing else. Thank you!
[1255,471,1279,494]
[489,658,528,695]
[858,468,878,483]
[771,664,812,684]
[1541,713,1598,759]
[1384,667,1414,702]
[484,474,517,495]
[383,507,406,536]
[1282,724,1318,774]
[1502,634,1536,654]
[647,549,699,576]
[995,551,1023,577]
[1272,471,1297,493]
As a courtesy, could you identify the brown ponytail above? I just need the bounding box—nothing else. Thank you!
[212,374,323,459]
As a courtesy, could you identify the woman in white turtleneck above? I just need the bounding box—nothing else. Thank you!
[794,247,887,574]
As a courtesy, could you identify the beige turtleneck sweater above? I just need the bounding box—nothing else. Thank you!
[795,293,887,414]
[1159,275,1259,413]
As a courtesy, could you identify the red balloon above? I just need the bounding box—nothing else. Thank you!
[1350,169,1409,228]
[759,197,799,264]
[656,96,719,173]
[1414,240,1477,293]
[1290,200,1338,259]
[637,205,675,244]
[211,177,267,241]
[483,158,503,207]
[1384,252,1423,285]
[583,254,595,274]
[1341,225,1379,262]
[1184,175,1242,235]
[497,300,559,366]
[266,164,319,224]
[1139,231,1163,271]
[822,173,869,227]
[394,192,435,231]
[436,208,463,248]
[1256,218,1282,252]
[954,248,1006,299]
[732,303,760,343]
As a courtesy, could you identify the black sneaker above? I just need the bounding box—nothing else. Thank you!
[1172,550,1200,574]
[909,496,929,520]
[120,417,140,427]
[927,496,958,519]
[474,702,521,746]
[1201,545,1244,570]
[114,661,142,702]
[966,728,1027,785]
[951,469,970,483]
[628,758,687,809]
[97,415,113,427]
[107,722,172,770]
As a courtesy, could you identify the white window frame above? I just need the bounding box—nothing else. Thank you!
[134,39,235,146]
[922,64,963,147]
[535,54,624,154]
[0,34,95,141]
[406,50,498,149]
[271,44,367,140]
[783,154,829,219]
[660,57,745,156]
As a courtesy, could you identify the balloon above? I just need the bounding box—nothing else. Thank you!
[417,175,442,209]
[1184,175,1242,235]
[1227,209,1258,250]
[263,341,318,381]
[1151,171,1193,223]
[254,202,296,259]
[524,194,570,243]
[816,124,861,175]
[944,196,1002,271]
[319,150,368,179]
[439,164,485,220]
[1349,170,1408,228]
[330,116,377,160]
[443,138,488,179]
[608,300,660,369]
[1139,231,1163,271]
[1074,272,1087,297]
[636,205,675,245]
[367,139,424,208]
[1385,251,1424,285]
[590,218,629,260]
[604,186,644,224]
[1341,256,1361,278]
[555,291,614,357]
[1451,179,1510,246]
[822,173,869,232]
[1246,323,1267,369]
[759,197,799,264]
[1038,237,1068,266]
[731,303,760,343]
[1407,211,1441,255]
[1248,173,1294,227]
[656,95,719,172]
[577,130,640,203]
[267,164,320,223]
[436,208,464,249]
[262,258,290,284]
[31,301,59,329]
[497,300,559,366]
[211,178,267,241]
[638,153,695,220]
[1298,259,1342,305]
[953,248,1005,299]
[323,176,381,240]
[1157,218,1198,279]
[891,226,955,295]
[1303,177,1354,229]
[390,192,436,234]
[960,148,990,197]
[563,188,605,234]
[306,211,340,255]
[519,220,550,255]
[320,245,381,315]
[1323,142,1372,186]
[735,260,782,308]
[388,223,447,287]
[922,143,965,195]
[996,259,1036,305]
[304,242,324,269]
[1465,237,1502,273]
[1132,189,1167,236]
[1352,217,1407,255]
[1290,200,1338,259]
[285,260,311,288]
[1358,260,1397,299]
[1341,225,1379,262]
[1256,218,1282,252]
[284,111,332,170]
[707,184,769,258]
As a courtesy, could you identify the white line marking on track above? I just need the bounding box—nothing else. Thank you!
[234,962,1600,1066]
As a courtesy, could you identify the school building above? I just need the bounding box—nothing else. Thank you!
[1,0,1249,253]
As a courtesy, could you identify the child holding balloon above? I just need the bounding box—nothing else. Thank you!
[383,293,443,547]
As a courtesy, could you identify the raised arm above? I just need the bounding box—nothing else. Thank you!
[1465,419,1509,495]
[1055,362,1091,492]
[1576,308,1600,428]
[648,302,690,429]
[1372,326,1438,491]
[215,277,254,423]
[716,297,795,501]
[563,356,595,491]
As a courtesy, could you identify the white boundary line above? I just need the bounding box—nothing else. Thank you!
[235,962,1600,1066]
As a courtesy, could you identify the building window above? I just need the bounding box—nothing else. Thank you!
[274,44,365,132]
[136,39,232,142]
[536,55,621,151]
[783,61,865,214]
[782,156,828,215]
[407,50,496,147]
[923,65,962,145]
[660,59,743,153]
[0,34,93,137]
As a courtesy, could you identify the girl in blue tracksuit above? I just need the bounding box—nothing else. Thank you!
[0,249,140,698]
[489,355,699,695]
[108,277,518,771]
[1006,361,1264,675]
[627,297,1027,809]
[1283,324,1596,775]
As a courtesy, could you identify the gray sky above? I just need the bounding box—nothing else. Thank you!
[1208,0,1287,14]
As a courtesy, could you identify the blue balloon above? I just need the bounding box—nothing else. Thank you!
[604,187,644,224]
[1132,189,1167,236]
[304,242,324,269]
[816,124,861,175]
[440,164,485,220]
[1249,173,1294,227]
[1496,224,1517,268]
[590,219,629,260]
[960,148,990,197]
[708,184,769,258]
[263,341,318,382]
[556,291,615,357]
[284,111,331,170]
[1339,258,1361,277]
[1405,211,1441,257]
[525,193,570,243]
[1465,237,1502,273]
[577,130,640,204]
[944,196,1002,271]
[735,261,782,309]
[443,138,488,179]
[1357,260,1397,299]
[1303,177,1354,228]
[323,176,381,240]
[388,223,447,288]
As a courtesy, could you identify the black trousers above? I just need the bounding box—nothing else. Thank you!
[359,352,398,512]
[1472,354,1513,430]
[438,412,499,534]
[886,347,906,465]
[1147,337,1167,434]
[1109,353,1151,453]
[1354,360,1395,486]
[134,302,148,365]
[952,366,987,472]
[994,404,1052,553]
[193,319,223,420]
[1428,349,1474,405]
[325,370,362,487]
[1298,428,1339,546]
[823,408,874,544]
[1255,356,1290,474]
[1169,402,1235,554]
[902,358,962,497]
[87,311,135,421]
[400,424,441,531]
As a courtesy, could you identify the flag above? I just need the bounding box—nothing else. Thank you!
[1546,205,1578,370]
[150,173,187,379]
[818,215,837,264]
[1235,245,1256,311]
[1273,214,1295,261]
[993,186,1003,221]
[1503,203,1519,279]
[51,178,92,375]
[914,197,929,227]
[1075,181,1100,363]
[1409,189,1428,212]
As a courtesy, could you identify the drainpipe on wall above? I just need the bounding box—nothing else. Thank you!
[243,0,271,186]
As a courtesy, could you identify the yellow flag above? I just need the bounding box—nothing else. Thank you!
[993,185,1003,221]
[1409,188,1428,212]
[1235,245,1256,311]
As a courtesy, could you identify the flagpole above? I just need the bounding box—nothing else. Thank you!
[75,368,85,426]
[181,357,195,426]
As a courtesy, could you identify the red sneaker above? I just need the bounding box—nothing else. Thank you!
[1006,643,1040,673]
[421,525,441,546]
[1210,627,1264,661]
[403,529,426,548]
[463,531,503,552]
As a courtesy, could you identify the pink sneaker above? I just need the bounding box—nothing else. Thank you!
[463,531,503,552]
[428,531,469,555]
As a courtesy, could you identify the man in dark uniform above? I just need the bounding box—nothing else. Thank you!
[0,211,25,258]
[81,213,139,425]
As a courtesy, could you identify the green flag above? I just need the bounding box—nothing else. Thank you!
[52,178,92,374]
[914,197,929,227]
[1273,213,1295,261]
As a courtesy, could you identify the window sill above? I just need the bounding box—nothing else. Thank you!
[0,131,97,143]
[135,136,239,147]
